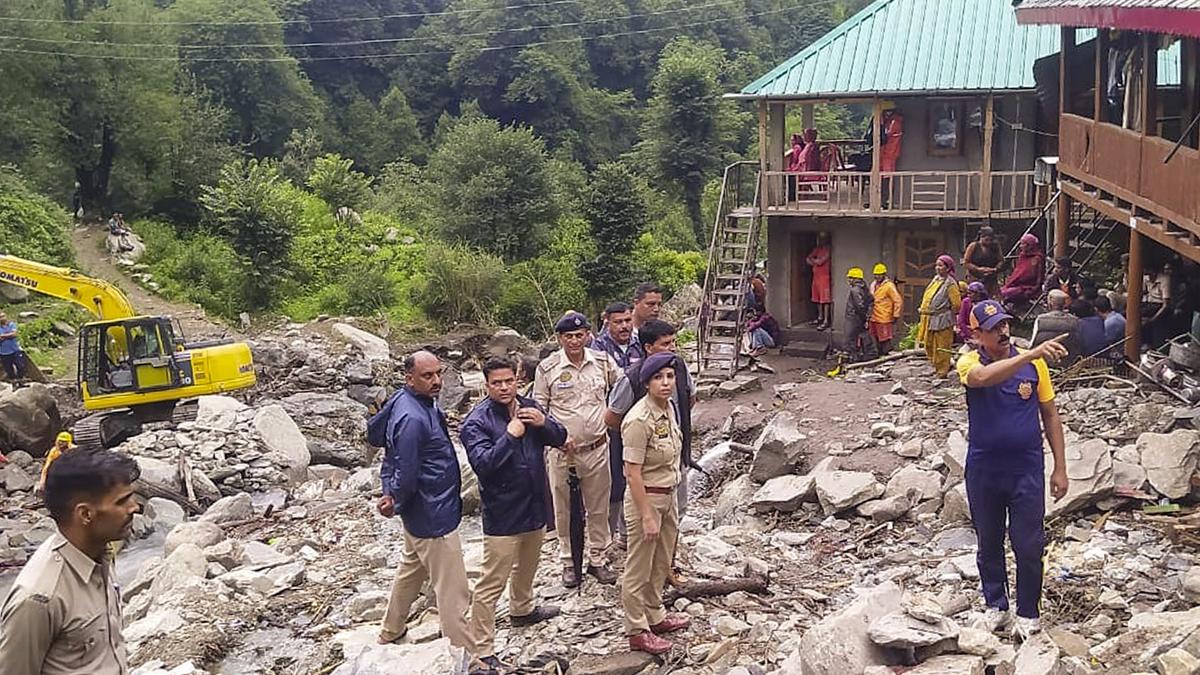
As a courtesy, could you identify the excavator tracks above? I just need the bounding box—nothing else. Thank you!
[72,400,200,450]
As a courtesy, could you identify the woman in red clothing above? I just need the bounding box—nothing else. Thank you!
[806,231,833,330]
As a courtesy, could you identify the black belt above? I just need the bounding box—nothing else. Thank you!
[645,486,674,495]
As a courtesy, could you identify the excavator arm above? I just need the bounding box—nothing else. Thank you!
[0,255,137,320]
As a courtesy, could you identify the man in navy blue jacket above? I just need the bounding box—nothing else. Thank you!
[460,357,568,671]
[368,350,471,649]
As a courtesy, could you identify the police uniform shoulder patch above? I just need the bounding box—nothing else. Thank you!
[1018,381,1033,400]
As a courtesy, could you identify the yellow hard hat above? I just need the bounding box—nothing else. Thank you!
[56,431,72,443]
[881,100,897,111]
[847,267,864,280]
[873,263,888,275]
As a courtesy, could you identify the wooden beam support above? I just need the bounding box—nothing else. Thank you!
[1142,33,1158,137]
[1126,227,1143,362]
[1095,29,1108,122]
[759,100,768,207]
[1185,39,1200,149]
[1055,191,1071,259]
[1060,27,1075,118]
[801,103,814,131]
[982,95,995,214]
[871,98,883,214]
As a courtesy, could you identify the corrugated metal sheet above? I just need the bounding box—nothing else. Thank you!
[1015,0,1200,38]
[738,0,1181,99]
[1017,1,1200,11]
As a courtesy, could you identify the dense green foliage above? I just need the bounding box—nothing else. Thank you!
[0,0,872,334]
[0,167,74,266]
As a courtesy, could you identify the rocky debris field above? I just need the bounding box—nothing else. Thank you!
[5,319,1200,675]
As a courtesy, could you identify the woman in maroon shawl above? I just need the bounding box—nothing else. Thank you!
[796,128,822,173]
[786,133,804,201]
[1000,233,1045,307]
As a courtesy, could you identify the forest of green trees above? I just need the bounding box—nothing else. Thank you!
[0,0,869,336]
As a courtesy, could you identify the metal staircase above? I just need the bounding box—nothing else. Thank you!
[1018,193,1122,320]
[697,161,762,379]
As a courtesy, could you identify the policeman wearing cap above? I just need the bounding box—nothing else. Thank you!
[956,299,1069,641]
[620,351,690,655]
[532,311,622,588]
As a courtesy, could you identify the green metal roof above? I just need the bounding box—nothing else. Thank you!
[736,0,1180,100]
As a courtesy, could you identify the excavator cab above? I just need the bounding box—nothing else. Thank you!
[79,317,187,395]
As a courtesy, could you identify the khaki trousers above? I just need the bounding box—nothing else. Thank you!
[379,529,471,648]
[547,442,611,567]
[466,530,544,657]
[621,491,679,636]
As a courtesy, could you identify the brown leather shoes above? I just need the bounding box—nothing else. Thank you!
[649,613,691,635]
[629,630,673,655]
[586,564,617,585]
[562,567,581,589]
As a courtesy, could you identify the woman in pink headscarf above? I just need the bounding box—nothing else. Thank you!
[796,128,822,174]
[786,133,804,201]
[1000,233,1045,308]
[917,254,962,377]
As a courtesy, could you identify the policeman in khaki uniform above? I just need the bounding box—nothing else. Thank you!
[533,311,621,588]
[620,351,691,655]
[0,448,142,675]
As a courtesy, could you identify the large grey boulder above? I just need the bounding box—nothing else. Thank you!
[785,581,903,675]
[1045,438,1114,517]
[904,655,985,675]
[199,493,254,525]
[164,521,224,556]
[332,323,390,363]
[148,543,206,597]
[1138,430,1200,499]
[941,483,971,523]
[332,638,469,675]
[751,475,815,513]
[885,465,943,502]
[194,395,246,431]
[253,405,311,483]
[815,471,884,515]
[750,411,807,483]
[0,284,29,304]
[0,464,35,492]
[856,493,913,523]
[867,611,959,649]
[1012,632,1061,675]
[135,457,180,493]
[146,497,186,530]
[714,474,758,526]
[1112,460,1147,491]
[0,384,60,454]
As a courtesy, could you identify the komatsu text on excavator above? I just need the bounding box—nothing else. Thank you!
[0,255,256,448]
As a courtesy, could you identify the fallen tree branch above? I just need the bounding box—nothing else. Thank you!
[134,479,202,515]
[664,574,769,604]
[843,349,924,372]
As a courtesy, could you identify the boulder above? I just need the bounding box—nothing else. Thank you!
[164,521,224,556]
[903,655,985,675]
[751,475,814,513]
[199,493,254,525]
[1138,430,1200,499]
[203,539,245,569]
[1112,460,1147,491]
[941,483,971,523]
[1045,438,1114,517]
[347,590,389,622]
[135,457,180,493]
[790,581,903,675]
[1012,632,1060,675]
[149,543,206,597]
[1158,648,1200,675]
[241,540,290,568]
[750,411,807,483]
[660,283,703,327]
[815,471,884,515]
[194,395,246,431]
[1185,567,1200,604]
[253,405,311,483]
[714,474,757,526]
[0,464,35,492]
[856,494,913,523]
[0,283,29,303]
[107,231,146,263]
[0,384,60,454]
[219,568,275,595]
[885,466,943,502]
[484,329,532,358]
[867,611,959,649]
[331,638,469,675]
[146,497,185,530]
[956,627,1001,657]
[332,323,391,363]
[125,608,185,644]
[943,431,968,480]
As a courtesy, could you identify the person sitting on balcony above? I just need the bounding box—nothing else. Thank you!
[806,232,833,331]
[794,128,824,201]
[958,282,989,345]
[1043,257,1080,300]
[786,133,804,202]
[963,227,1003,297]
[917,255,962,378]
[1001,234,1045,309]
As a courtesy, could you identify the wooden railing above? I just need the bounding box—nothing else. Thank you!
[1060,113,1200,227]
[761,170,1038,216]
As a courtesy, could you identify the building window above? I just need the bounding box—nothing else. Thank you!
[929,101,964,156]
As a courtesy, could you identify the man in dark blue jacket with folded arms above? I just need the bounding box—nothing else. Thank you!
[368,350,471,649]
[460,357,568,672]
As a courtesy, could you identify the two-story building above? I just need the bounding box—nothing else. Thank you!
[1014,0,1200,361]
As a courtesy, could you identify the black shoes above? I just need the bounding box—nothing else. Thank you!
[510,605,561,627]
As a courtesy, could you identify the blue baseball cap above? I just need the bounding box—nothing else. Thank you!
[555,311,591,333]
[969,299,1012,332]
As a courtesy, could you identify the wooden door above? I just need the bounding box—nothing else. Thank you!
[790,231,816,326]
[895,231,946,323]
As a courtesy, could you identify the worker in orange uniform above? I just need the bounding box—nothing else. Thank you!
[869,263,904,355]
[35,432,77,499]
[879,105,904,172]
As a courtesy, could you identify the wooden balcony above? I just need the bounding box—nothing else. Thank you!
[761,170,1042,218]
[1058,113,1200,261]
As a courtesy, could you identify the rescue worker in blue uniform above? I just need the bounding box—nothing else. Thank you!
[460,357,568,673]
[592,301,645,545]
[956,300,1069,640]
[367,350,471,649]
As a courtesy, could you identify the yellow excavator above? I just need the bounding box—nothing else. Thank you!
[0,254,256,448]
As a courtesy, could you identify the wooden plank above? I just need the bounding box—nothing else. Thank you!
[1095,29,1108,123]
[1143,34,1158,138]
[1127,229,1143,362]
[1061,27,1075,118]
[871,98,883,214]
[982,95,994,213]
